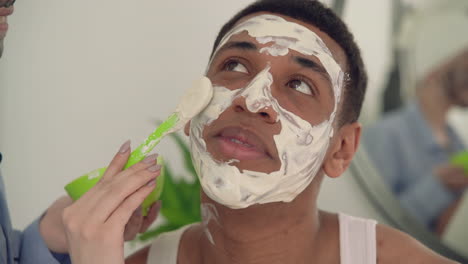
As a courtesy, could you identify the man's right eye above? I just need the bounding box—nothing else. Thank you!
[223,60,249,74]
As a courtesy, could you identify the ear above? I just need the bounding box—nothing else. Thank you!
[323,122,361,178]
[184,121,191,136]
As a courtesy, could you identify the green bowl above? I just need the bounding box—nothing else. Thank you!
[65,156,165,216]
[451,151,468,175]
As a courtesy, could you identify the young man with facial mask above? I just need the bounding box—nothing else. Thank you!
[65,0,456,263]
[133,1,459,263]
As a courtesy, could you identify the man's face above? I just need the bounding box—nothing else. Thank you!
[203,13,347,173]
[188,12,348,209]
[0,4,14,57]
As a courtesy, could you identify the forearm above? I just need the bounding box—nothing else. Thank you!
[39,196,72,253]
[399,174,456,227]
[19,218,71,264]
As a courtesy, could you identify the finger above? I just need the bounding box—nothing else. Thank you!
[101,140,131,181]
[89,154,159,221]
[449,173,468,183]
[91,167,161,224]
[123,207,143,241]
[451,166,466,175]
[461,176,468,186]
[115,153,159,181]
[107,178,159,229]
[73,141,133,223]
[139,201,161,233]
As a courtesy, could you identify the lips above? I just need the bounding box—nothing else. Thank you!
[214,126,271,160]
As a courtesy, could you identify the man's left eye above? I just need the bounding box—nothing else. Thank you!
[223,60,249,73]
[287,79,314,96]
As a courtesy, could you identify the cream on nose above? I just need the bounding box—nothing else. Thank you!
[236,66,279,122]
[231,67,279,123]
[232,96,278,123]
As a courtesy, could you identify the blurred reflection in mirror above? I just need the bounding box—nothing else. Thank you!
[363,1,468,236]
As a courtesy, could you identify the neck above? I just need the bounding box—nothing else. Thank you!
[198,174,327,264]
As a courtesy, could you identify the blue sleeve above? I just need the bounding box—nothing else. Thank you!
[19,218,71,264]
[363,122,402,193]
[363,120,455,227]
[398,170,455,227]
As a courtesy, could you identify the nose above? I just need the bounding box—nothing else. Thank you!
[232,96,278,124]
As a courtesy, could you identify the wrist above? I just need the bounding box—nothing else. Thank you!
[39,196,73,253]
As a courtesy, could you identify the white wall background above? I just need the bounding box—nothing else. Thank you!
[0,0,393,233]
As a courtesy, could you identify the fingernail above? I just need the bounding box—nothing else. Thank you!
[146,178,157,186]
[147,164,162,172]
[118,140,131,153]
[143,153,159,164]
[134,206,142,216]
[149,201,161,213]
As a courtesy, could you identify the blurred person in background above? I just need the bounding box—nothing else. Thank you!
[364,1,468,233]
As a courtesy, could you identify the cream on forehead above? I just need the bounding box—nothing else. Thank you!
[215,14,335,58]
[212,14,344,116]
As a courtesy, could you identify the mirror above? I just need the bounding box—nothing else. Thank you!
[359,0,468,261]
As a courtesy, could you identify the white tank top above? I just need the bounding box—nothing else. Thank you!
[147,213,377,264]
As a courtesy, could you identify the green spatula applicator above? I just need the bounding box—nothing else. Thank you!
[65,77,213,215]
[451,151,468,175]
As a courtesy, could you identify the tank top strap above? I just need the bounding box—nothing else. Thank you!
[339,213,377,264]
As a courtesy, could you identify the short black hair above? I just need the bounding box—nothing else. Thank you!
[210,0,367,126]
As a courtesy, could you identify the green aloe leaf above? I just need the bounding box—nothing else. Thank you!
[137,133,201,242]
[170,132,196,175]
[138,222,181,241]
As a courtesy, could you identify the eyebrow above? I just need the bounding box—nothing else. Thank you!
[293,56,331,82]
[214,41,258,58]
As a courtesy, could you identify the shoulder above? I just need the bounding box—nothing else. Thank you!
[376,224,457,264]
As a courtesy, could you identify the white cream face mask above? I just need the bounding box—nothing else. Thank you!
[190,14,345,209]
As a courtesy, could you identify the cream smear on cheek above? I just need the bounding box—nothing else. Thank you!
[190,14,344,209]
